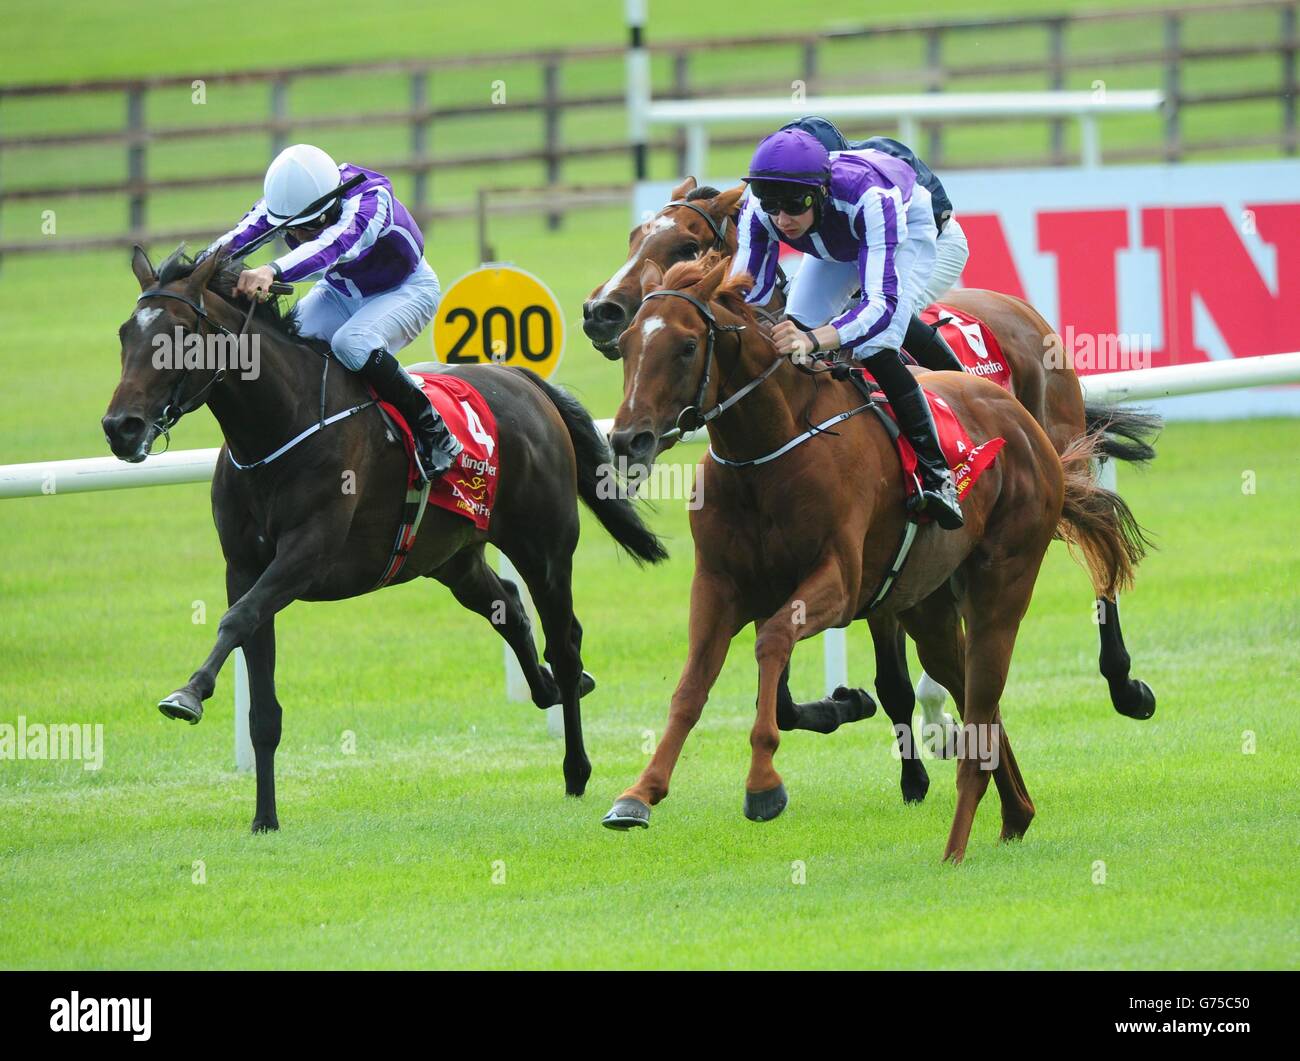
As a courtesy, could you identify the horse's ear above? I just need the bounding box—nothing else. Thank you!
[693,255,730,300]
[670,176,697,201]
[131,245,156,291]
[187,245,226,292]
[639,259,664,296]
[710,185,745,219]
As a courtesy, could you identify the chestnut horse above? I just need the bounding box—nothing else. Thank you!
[600,254,1149,861]
[584,179,1158,803]
[103,246,666,832]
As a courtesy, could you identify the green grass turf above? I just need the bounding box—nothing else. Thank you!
[1,0,1297,970]
[1,201,1298,966]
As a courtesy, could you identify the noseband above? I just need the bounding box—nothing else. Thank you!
[642,288,780,442]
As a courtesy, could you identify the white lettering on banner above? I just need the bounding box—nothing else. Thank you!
[636,160,1300,419]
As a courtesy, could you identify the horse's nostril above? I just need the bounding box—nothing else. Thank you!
[581,300,594,321]
[631,431,655,458]
[593,301,626,325]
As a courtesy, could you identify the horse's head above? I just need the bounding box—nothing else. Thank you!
[583,178,743,359]
[102,244,229,462]
[610,251,753,472]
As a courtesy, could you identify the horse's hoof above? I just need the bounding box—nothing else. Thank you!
[901,769,930,805]
[832,685,877,721]
[158,689,203,725]
[743,783,788,822]
[250,817,279,834]
[601,797,650,830]
[539,669,597,709]
[1113,679,1156,720]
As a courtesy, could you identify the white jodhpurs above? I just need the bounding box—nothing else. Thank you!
[291,259,441,370]
[923,216,969,304]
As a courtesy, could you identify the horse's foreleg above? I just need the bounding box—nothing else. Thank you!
[158,527,331,723]
[602,570,742,830]
[1097,596,1156,719]
[242,613,282,833]
[745,556,852,823]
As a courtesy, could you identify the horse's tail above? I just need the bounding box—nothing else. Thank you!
[514,369,669,566]
[1083,402,1162,466]
[1055,432,1153,598]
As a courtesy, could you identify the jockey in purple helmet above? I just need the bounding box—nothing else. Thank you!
[730,127,963,529]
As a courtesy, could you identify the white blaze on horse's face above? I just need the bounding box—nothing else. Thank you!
[641,316,665,340]
[133,307,163,332]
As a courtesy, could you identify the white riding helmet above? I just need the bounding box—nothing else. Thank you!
[263,144,341,226]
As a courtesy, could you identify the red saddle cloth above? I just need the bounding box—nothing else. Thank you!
[916,302,1013,391]
[372,370,500,530]
[849,367,1006,521]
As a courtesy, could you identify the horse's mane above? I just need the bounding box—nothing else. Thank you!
[660,250,756,323]
[684,185,723,201]
[154,244,329,354]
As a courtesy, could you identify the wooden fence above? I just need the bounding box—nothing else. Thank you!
[0,0,1294,257]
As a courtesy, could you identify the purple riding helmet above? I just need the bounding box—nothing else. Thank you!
[743,128,832,219]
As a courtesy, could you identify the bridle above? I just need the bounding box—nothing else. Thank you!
[641,288,765,442]
[640,289,875,467]
[133,281,375,471]
[658,199,731,251]
[134,283,258,444]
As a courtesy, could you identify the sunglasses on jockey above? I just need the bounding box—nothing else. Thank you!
[758,191,816,217]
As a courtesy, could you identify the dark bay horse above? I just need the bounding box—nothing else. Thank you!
[601,254,1149,863]
[103,246,666,832]
[584,178,1158,800]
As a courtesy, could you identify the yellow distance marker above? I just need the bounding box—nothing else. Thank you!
[432,264,565,380]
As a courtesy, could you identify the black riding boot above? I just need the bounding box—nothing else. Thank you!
[861,348,964,530]
[359,349,462,481]
[904,313,965,373]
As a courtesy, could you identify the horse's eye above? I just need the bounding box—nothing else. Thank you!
[679,243,700,259]
[680,338,698,359]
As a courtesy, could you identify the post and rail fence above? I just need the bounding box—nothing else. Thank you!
[0,0,1295,262]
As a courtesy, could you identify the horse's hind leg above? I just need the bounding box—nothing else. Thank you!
[774,664,876,735]
[432,545,591,710]
[1097,596,1156,719]
[867,616,928,804]
[511,540,591,797]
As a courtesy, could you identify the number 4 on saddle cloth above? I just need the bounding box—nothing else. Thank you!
[363,371,500,587]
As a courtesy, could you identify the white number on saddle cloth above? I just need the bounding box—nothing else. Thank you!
[951,319,990,360]
[460,400,495,457]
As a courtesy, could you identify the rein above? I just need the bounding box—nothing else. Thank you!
[136,284,375,469]
[645,290,873,464]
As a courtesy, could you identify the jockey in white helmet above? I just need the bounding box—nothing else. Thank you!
[731,127,963,529]
[203,143,461,481]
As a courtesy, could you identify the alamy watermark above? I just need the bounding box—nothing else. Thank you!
[596,456,703,509]
[151,325,261,381]
[0,716,104,770]
[1043,327,1152,373]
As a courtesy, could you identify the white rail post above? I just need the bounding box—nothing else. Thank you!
[685,123,709,180]
[626,0,651,181]
[1080,113,1100,167]
[234,649,254,773]
[822,628,848,696]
